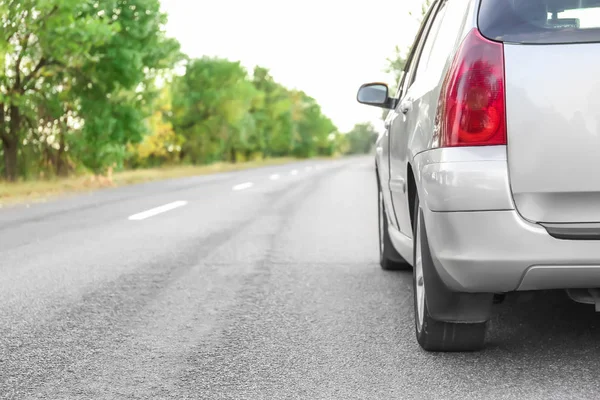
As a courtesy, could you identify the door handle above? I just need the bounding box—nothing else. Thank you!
[399,100,412,114]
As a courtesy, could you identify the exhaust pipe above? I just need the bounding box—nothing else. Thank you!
[566,288,600,311]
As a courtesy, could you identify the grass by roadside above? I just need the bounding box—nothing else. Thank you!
[0,157,318,206]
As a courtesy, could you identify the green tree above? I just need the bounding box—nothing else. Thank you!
[0,0,180,180]
[171,60,339,164]
[250,67,293,158]
[344,122,378,155]
[0,0,115,180]
[127,86,183,167]
[293,93,337,158]
[71,0,181,175]
[1,0,341,180]
[171,57,259,164]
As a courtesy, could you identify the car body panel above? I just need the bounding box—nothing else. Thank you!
[388,104,412,236]
[518,266,600,291]
[388,223,414,268]
[375,124,400,231]
[423,208,600,292]
[388,0,475,237]
[504,43,600,223]
[415,146,513,212]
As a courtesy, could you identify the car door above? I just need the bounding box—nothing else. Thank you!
[377,112,398,231]
[388,1,443,237]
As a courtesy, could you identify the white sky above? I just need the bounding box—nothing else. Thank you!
[161,0,427,133]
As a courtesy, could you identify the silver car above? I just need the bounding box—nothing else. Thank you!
[358,0,600,352]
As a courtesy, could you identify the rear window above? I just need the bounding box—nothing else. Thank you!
[479,0,600,44]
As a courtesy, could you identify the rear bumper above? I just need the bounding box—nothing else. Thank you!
[423,209,600,293]
[415,145,513,212]
[414,146,600,293]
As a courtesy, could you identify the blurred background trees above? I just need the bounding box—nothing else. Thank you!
[344,123,378,155]
[0,0,375,182]
[0,0,180,180]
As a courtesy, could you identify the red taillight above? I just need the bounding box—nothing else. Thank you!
[435,29,506,147]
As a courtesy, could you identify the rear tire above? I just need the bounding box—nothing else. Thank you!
[378,179,410,271]
[412,194,487,352]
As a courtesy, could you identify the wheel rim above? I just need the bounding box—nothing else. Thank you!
[415,208,425,330]
[378,189,384,257]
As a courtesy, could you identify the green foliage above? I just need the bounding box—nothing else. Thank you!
[171,57,259,164]
[171,59,338,164]
[71,0,182,174]
[127,86,183,168]
[0,0,180,179]
[385,46,408,87]
[293,93,336,158]
[344,122,378,155]
[0,1,340,181]
[250,67,293,157]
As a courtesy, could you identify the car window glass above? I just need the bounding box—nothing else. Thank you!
[413,2,448,82]
[479,0,600,44]
[395,1,439,99]
[394,71,406,98]
[403,1,441,93]
[400,52,418,96]
[425,0,471,81]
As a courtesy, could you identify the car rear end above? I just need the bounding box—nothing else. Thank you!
[416,0,600,294]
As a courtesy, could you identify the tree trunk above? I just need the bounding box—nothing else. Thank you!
[230,147,237,163]
[56,131,67,177]
[3,139,18,181]
[4,105,21,181]
[9,104,20,137]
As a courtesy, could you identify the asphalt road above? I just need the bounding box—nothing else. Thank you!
[2,156,600,399]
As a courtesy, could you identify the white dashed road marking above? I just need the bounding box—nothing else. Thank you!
[128,201,188,221]
[270,174,280,180]
[290,170,298,176]
[233,182,254,191]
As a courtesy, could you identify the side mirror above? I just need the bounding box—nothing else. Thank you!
[357,83,394,109]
